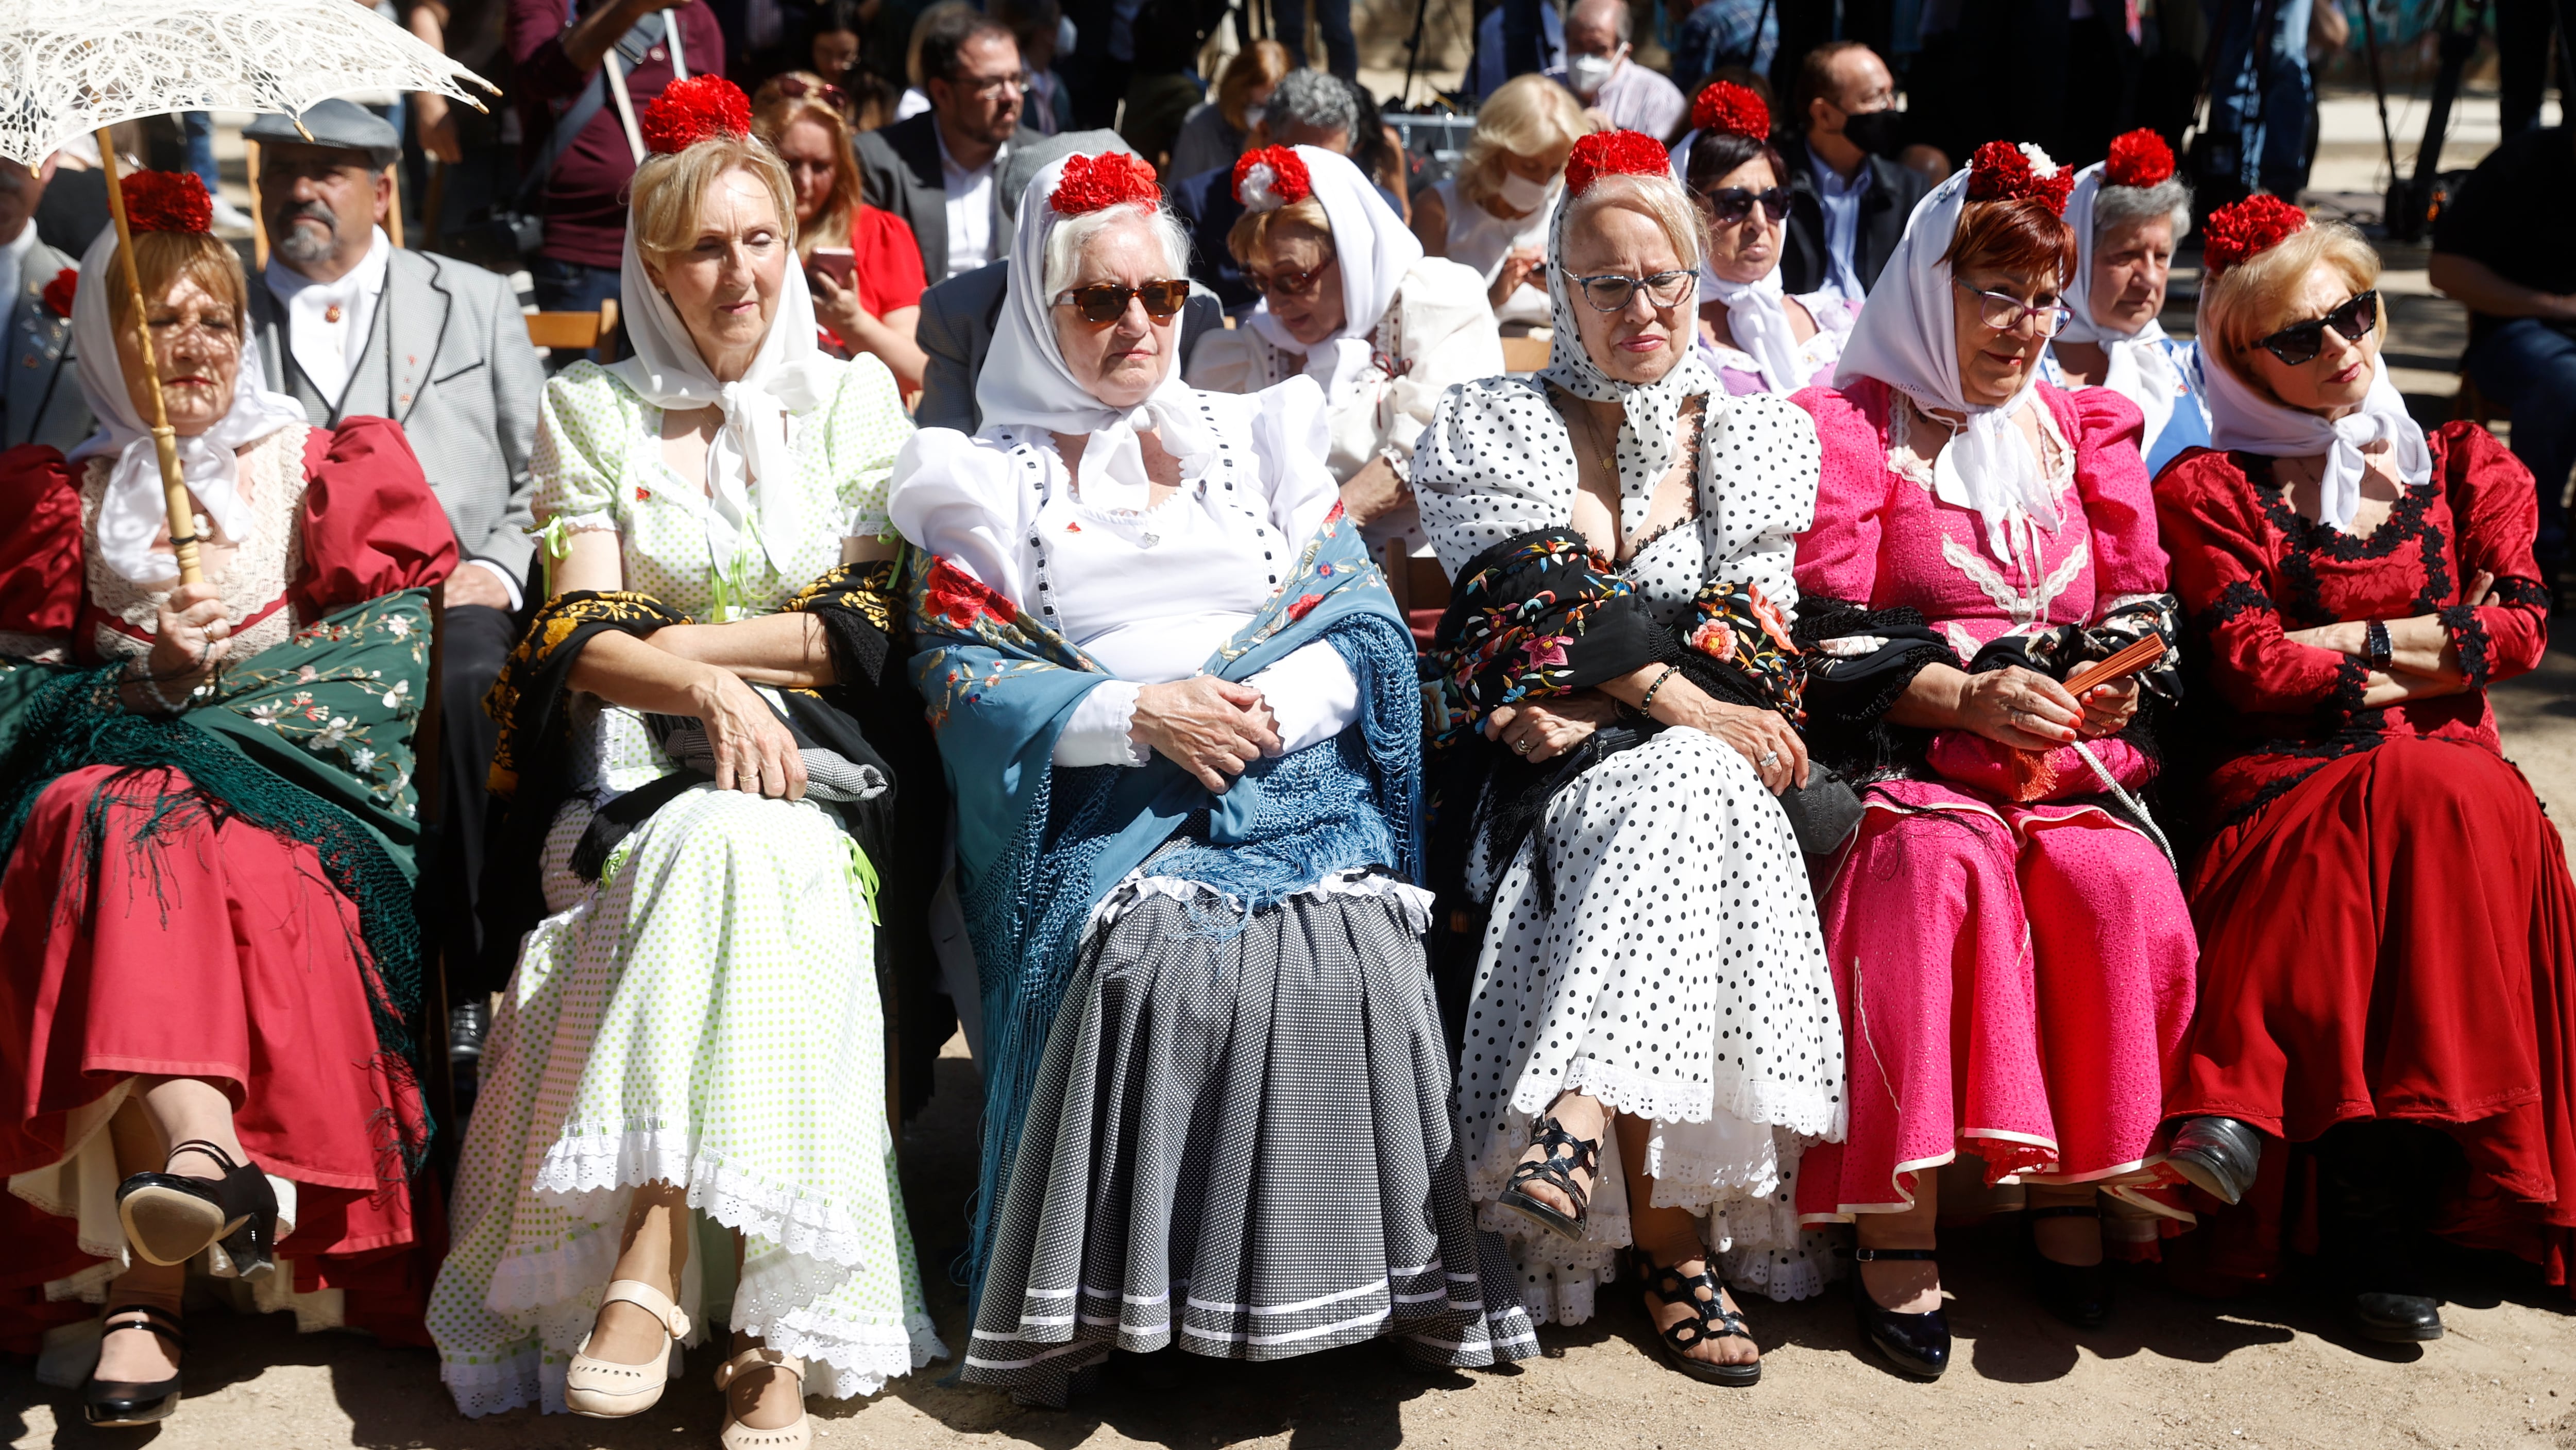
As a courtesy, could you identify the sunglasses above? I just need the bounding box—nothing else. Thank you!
[1052,279,1190,323]
[1702,186,1790,226]
[1250,263,1329,300]
[2253,289,2377,366]
[1955,280,2072,337]
[774,75,846,107]
[1566,268,1697,312]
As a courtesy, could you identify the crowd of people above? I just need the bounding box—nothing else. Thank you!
[0,4,2573,1443]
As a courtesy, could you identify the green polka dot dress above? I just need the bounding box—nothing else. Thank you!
[428,356,943,1416]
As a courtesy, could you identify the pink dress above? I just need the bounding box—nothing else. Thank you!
[1787,377,2200,1223]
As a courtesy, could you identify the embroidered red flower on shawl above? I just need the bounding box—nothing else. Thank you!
[41,267,75,318]
[121,172,213,234]
[1050,151,1161,216]
[1691,81,1768,141]
[1286,593,1325,620]
[1965,140,2073,216]
[2102,128,2176,189]
[639,75,752,155]
[2200,194,2310,275]
[1231,145,1313,211]
[923,556,1019,632]
[1564,130,1671,197]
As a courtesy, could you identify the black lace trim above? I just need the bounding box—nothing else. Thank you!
[2439,603,2492,687]
[2492,575,2552,608]
[2213,729,2389,832]
[2202,578,2277,630]
[2240,452,2443,627]
[2329,654,2370,720]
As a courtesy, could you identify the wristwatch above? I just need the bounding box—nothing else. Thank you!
[2364,620,2394,671]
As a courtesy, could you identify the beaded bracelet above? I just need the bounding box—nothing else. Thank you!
[1638,664,1681,718]
[125,658,200,716]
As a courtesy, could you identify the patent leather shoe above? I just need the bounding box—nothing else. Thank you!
[2167,1116,2264,1205]
[2340,1290,2444,1343]
[1851,1247,1948,1379]
[83,1304,182,1427]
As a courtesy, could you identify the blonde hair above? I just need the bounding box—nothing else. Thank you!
[752,74,864,255]
[1563,171,1707,274]
[1224,194,1330,267]
[2200,219,2381,400]
[108,230,248,339]
[1460,74,1596,211]
[1217,40,1292,135]
[630,134,798,264]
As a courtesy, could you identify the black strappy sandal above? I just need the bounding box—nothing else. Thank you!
[1497,1115,1601,1242]
[84,1303,183,1426]
[115,1139,280,1276]
[1626,1247,1760,1387]
[2026,1203,2113,1329]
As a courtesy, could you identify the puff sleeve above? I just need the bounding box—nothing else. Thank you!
[291,418,461,620]
[2431,420,2549,688]
[1789,381,1893,606]
[527,362,631,540]
[2063,384,2172,608]
[2153,448,2355,717]
[0,445,83,649]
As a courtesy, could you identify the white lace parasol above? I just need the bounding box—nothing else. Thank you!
[0,0,496,166]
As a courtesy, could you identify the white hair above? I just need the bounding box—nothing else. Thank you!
[1562,171,1706,273]
[1041,200,1193,302]
[2093,176,2193,249]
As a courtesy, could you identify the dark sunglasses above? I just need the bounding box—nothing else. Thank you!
[1701,186,1790,226]
[1052,279,1190,323]
[2253,289,2377,366]
[774,75,846,107]
[1250,263,1329,300]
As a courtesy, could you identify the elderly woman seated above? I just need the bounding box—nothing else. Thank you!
[427,79,940,1448]
[2044,129,2210,474]
[888,149,1535,1408]
[0,172,454,1426]
[1184,144,1502,547]
[1413,73,1597,328]
[2154,197,2573,1341]
[1413,130,1845,1388]
[1678,82,1858,396]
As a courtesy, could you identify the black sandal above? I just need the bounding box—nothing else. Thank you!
[2026,1203,2113,1329]
[84,1303,183,1426]
[115,1139,279,1276]
[1626,1247,1759,1387]
[1497,1115,1600,1242]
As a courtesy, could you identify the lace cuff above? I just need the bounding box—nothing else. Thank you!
[1052,678,1145,766]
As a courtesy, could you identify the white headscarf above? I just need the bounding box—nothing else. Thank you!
[975,152,1221,512]
[607,204,841,576]
[2196,294,2429,534]
[69,226,310,586]
[2058,162,2182,449]
[1244,145,1423,408]
[1833,164,2062,569]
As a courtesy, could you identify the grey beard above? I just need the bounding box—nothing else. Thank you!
[276,219,337,266]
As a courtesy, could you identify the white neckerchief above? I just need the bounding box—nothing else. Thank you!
[0,223,39,317]
[1700,259,1807,395]
[2058,163,2180,450]
[67,227,309,585]
[607,219,841,575]
[972,152,1220,512]
[2197,302,2429,533]
[1246,146,1423,408]
[266,226,392,405]
[1833,167,2060,569]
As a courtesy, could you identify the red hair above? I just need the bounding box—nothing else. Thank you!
[1941,198,2077,289]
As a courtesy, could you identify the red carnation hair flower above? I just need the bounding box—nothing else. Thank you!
[41,267,76,319]
[639,75,752,155]
[1964,140,2074,216]
[1230,145,1313,211]
[1691,81,1768,141]
[1564,129,1672,197]
[120,171,213,235]
[2102,128,2175,190]
[2200,193,2310,274]
[1049,150,1161,216]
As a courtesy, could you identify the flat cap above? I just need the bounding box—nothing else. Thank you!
[243,99,401,169]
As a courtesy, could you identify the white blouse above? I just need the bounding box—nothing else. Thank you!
[889,379,1361,767]
[1433,177,1554,328]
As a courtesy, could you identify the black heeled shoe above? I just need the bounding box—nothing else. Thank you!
[2316,1145,2444,1343]
[1625,1247,1760,1386]
[83,1303,183,1427]
[2167,1116,2264,1205]
[1497,1115,1601,1243]
[1850,1247,1949,1379]
[115,1139,280,1276]
[2025,1204,2113,1329]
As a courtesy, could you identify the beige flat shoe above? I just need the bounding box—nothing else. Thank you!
[714,1346,811,1450]
[564,1277,690,1419]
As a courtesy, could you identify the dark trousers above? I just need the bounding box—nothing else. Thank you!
[2465,319,2576,570]
[1270,0,1358,78]
[435,601,518,998]
[2496,0,2574,138]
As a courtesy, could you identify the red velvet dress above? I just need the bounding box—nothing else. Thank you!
[2153,420,2576,1293]
[0,419,457,1350]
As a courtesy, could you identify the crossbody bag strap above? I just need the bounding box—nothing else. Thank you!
[513,9,667,210]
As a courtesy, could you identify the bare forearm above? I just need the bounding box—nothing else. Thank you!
[2427,253,2576,323]
[1886,662,1973,730]
[2359,667,2472,706]
[566,628,725,713]
[2290,615,2464,682]
[650,613,835,687]
[561,0,661,75]
[842,312,928,392]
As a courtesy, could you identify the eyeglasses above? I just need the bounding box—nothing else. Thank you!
[774,75,847,108]
[1052,279,1190,323]
[1701,186,1790,227]
[2253,289,2378,366]
[951,70,1029,100]
[1249,263,1329,300]
[1565,268,1697,312]
[1955,281,2072,337]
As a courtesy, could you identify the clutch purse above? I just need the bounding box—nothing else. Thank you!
[1777,763,1864,856]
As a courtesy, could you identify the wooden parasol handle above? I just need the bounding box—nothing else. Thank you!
[94,127,204,587]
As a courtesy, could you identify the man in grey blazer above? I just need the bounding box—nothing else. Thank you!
[852,6,1045,285]
[0,157,88,453]
[246,100,545,1088]
[914,131,1226,434]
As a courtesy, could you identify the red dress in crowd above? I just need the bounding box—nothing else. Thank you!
[2154,420,2576,1291]
[0,419,457,1351]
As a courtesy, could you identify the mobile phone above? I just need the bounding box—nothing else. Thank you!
[809,246,856,290]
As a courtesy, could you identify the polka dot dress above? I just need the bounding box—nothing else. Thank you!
[427,355,943,1416]
[1415,377,1849,1321]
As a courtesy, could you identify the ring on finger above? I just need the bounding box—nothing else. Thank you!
[1758,749,1780,767]
[1512,737,1532,755]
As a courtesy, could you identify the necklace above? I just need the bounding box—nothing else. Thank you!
[1572,400,1618,477]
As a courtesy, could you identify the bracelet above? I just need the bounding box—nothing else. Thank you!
[2364,620,2394,671]
[125,658,189,715]
[1638,664,1681,718]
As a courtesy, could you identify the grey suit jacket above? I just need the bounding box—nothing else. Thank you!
[852,113,1044,286]
[4,237,89,454]
[915,261,1225,435]
[251,249,544,580]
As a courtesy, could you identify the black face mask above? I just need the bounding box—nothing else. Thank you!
[1835,107,1905,159]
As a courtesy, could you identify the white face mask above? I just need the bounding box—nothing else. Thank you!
[1496,168,1552,212]
[1566,46,1621,97]
[1243,103,1267,130]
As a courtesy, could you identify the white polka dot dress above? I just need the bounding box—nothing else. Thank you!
[428,356,943,1415]
[1415,376,1848,1321]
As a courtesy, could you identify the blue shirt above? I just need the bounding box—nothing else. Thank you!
[1810,154,1872,306]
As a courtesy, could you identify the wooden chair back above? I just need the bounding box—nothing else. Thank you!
[524,299,621,353]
